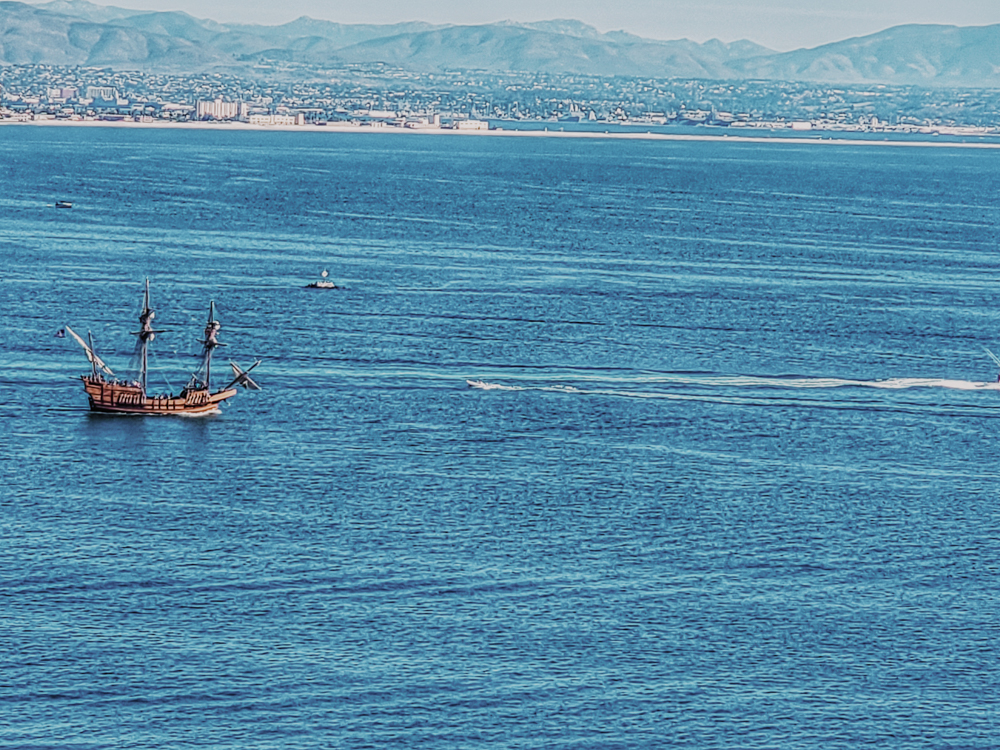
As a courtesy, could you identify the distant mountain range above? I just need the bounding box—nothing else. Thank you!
[3,0,1000,87]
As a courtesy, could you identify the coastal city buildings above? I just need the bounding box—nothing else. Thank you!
[2,63,999,136]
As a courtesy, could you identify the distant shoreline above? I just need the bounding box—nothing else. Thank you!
[5,118,1000,149]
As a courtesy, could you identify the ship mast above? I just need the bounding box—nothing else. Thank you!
[87,331,99,378]
[133,278,159,395]
[200,301,223,391]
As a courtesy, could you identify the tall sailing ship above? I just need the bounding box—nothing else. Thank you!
[66,279,261,415]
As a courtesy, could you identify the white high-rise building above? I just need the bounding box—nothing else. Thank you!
[196,99,247,121]
[85,86,118,101]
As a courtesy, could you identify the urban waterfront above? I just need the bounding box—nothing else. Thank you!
[4,63,1000,136]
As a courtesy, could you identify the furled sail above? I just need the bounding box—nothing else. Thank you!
[64,325,115,375]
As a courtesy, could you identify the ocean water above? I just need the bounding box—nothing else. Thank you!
[2,125,1000,749]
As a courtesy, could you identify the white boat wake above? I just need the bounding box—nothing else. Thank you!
[646,375,1000,391]
[177,407,223,417]
[466,375,1000,394]
[466,379,525,391]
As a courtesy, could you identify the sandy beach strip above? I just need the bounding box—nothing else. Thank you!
[4,117,1000,149]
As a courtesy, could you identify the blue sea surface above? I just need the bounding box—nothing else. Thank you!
[1,125,999,749]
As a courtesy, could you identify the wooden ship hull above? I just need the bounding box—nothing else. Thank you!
[82,376,238,415]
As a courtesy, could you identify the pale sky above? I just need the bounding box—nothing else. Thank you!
[45,0,1000,51]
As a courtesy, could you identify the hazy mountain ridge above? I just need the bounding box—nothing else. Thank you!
[327,25,750,79]
[3,0,1000,86]
[727,24,1000,86]
[0,1,229,67]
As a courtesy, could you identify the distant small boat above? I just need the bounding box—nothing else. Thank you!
[306,269,337,289]
[55,201,73,208]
